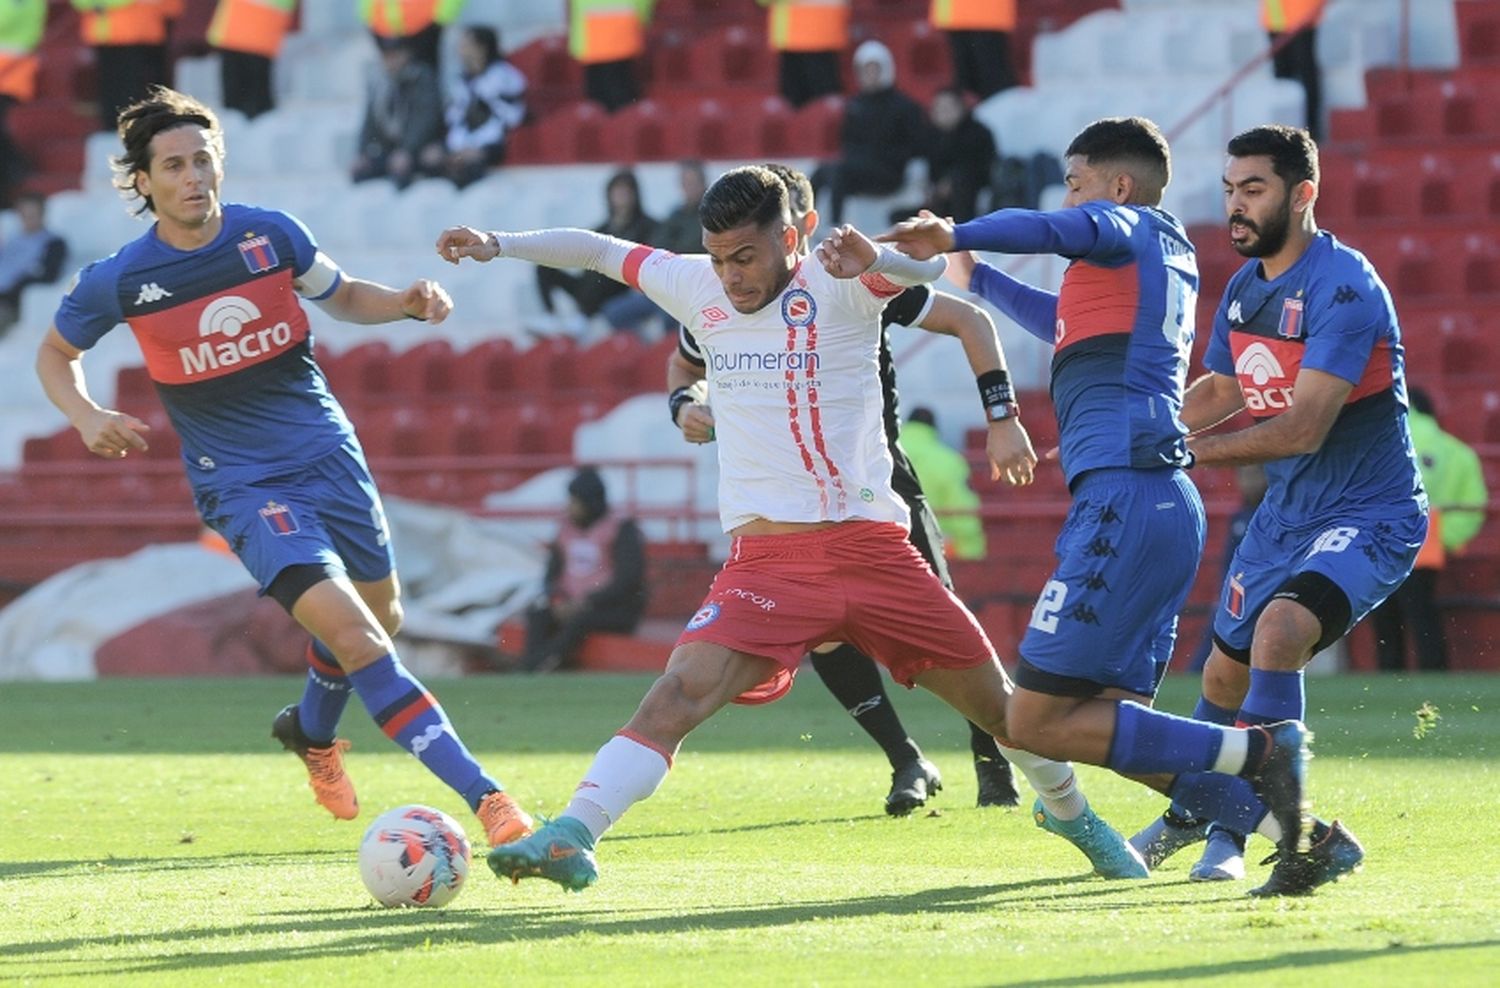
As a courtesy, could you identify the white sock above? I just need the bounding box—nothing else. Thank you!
[563,732,672,842]
[997,742,1087,821]
[1255,810,1282,843]
[1211,729,1249,775]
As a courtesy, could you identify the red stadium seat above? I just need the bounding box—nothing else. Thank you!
[389,340,457,396]
[322,341,394,397]
[450,338,519,396]
[791,95,845,158]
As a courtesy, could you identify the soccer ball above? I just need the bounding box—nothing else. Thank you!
[358,804,472,908]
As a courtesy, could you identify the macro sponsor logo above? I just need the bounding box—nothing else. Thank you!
[1234,341,1295,411]
[724,587,776,611]
[179,295,293,376]
[705,349,821,374]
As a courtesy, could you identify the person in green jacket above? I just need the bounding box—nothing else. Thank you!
[900,407,986,561]
[1372,386,1488,671]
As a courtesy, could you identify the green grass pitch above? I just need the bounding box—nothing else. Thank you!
[2,673,1497,986]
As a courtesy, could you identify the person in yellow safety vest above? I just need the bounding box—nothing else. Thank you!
[899,407,987,561]
[0,0,46,201]
[570,0,652,113]
[759,0,846,109]
[1372,387,1490,672]
[208,0,295,119]
[359,0,465,70]
[72,0,170,131]
[1263,0,1325,140]
[929,0,1016,99]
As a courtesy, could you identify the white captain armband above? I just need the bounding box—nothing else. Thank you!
[296,250,342,301]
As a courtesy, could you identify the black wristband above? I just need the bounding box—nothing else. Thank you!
[668,386,696,425]
[977,369,1016,417]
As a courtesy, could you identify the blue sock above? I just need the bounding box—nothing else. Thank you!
[1167,695,1240,821]
[297,640,351,745]
[1106,701,1229,776]
[1239,668,1305,725]
[348,653,503,811]
[1169,772,1267,835]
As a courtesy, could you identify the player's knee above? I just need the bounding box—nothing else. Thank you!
[631,671,711,745]
[1252,601,1322,669]
[376,597,404,637]
[1201,650,1248,707]
[321,623,390,668]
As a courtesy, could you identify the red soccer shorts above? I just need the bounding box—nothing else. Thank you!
[675,521,996,703]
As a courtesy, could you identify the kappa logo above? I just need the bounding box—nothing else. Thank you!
[134,282,173,306]
[1234,341,1285,386]
[1227,299,1243,324]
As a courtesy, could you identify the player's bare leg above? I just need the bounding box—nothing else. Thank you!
[916,660,1148,878]
[489,642,778,890]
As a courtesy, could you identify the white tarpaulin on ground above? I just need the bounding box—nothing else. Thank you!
[0,498,545,681]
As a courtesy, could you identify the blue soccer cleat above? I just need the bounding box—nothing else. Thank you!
[1034,798,1150,879]
[487,816,598,891]
[1189,826,1247,882]
[1129,808,1209,870]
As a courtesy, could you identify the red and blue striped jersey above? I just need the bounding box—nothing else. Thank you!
[54,203,350,485]
[1203,231,1424,526]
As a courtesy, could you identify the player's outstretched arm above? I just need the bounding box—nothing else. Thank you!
[876,215,956,260]
[435,226,642,286]
[311,268,452,325]
[918,294,1036,486]
[1190,368,1353,467]
[1181,370,1245,434]
[817,224,946,284]
[666,347,714,445]
[35,327,151,459]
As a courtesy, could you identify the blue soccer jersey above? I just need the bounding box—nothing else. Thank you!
[53,203,350,486]
[1202,231,1426,527]
[963,201,1198,486]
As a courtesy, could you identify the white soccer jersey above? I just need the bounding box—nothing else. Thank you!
[626,246,913,533]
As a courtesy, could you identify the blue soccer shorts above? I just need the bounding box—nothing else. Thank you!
[1211,503,1426,657]
[192,440,396,593]
[1018,467,1206,697]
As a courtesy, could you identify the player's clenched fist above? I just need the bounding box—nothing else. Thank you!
[436,226,500,264]
[401,279,452,323]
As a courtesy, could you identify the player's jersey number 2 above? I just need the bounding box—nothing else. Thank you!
[1029,580,1069,634]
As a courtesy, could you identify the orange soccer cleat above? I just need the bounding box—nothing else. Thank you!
[475,790,535,846]
[271,705,360,821]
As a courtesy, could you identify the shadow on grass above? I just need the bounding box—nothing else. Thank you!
[0,850,352,882]
[0,875,1181,976]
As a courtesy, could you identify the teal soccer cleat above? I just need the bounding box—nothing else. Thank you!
[1034,798,1150,879]
[487,816,599,891]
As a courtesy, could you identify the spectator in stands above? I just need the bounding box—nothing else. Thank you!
[0,0,45,204]
[0,191,67,333]
[208,0,296,121]
[901,87,997,224]
[360,0,464,71]
[73,0,173,131]
[761,0,846,108]
[1263,0,1325,141]
[1372,387,1489,672]
[571,0,650,113]
[930,0,1018,100]
[520,466,648,673]
[653,160,708,255]
[535,169,657,332]
[350,36,444,189]
[1187,464,1268,672]
[810,40,925,225]
[899,407,986,561]
[419,25,526,188]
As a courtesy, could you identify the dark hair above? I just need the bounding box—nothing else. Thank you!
[1408,385,1434,416]
[605,168,645,225]
[908,407,937,427]
[699,165,791,234]
[1065,116,1171,198]
[463,25,501,65]
[111,86,224,216]
[760,162,813,219]
[1226,124,1320,189]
